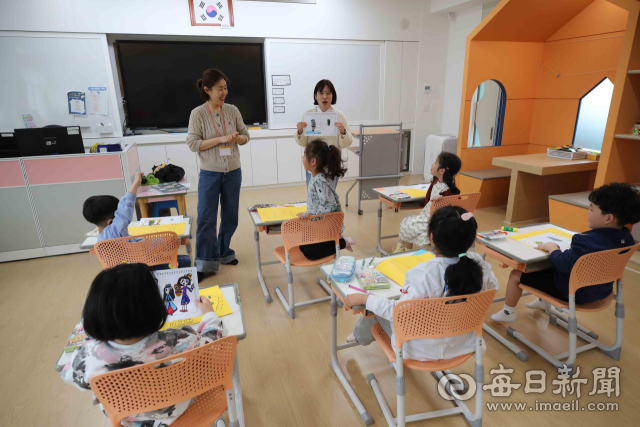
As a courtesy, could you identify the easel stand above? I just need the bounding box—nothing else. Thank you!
[345,124,403,215]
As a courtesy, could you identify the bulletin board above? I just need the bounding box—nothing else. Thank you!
[0,32,122,138]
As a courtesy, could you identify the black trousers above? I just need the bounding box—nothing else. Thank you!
[300,238,347,260]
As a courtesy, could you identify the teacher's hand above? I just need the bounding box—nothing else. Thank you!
[219,133,238,144]
[335,122,346,135]
[296,122,307,135]
[228,132,241,144]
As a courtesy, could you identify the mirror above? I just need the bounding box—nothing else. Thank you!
[467,80,506,148]
[572,78,614,151]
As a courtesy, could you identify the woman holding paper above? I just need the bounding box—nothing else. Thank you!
[187,68,250,281]
[295,79,353,187]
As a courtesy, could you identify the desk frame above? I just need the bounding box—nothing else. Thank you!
[372,188,425,256]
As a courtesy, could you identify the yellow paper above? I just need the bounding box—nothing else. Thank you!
[257,206,307,222]
[375,252,436,286]
[128,223,186,236]
[402,189,429,198]
[160,286,232,330]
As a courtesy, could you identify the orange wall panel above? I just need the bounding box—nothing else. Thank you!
[502,99,535,146]
[529,99,580,147]
[537,67,617,99]
[548,0,628,41]
[459,175,511,209]
[460,144,529,171]
[465,41,544,101]
[549,200,589,232]
[542,36,623,76]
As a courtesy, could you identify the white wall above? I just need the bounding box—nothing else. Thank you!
[0,0,421,42]
[411,2,450,175]
[440,5,483,135]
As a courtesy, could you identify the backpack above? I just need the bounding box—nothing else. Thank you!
[152,163,186,183]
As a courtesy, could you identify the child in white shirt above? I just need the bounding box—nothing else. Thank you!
[345,206,498,361]
[61,263,223,427]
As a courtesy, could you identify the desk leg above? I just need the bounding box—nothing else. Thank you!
[330,291,373,426]
[376,200,389,256]
[345,180,357,207]
[139,200,149,218]
[233,351,245,427]
[177,195,187,216]
[254,229,272,303]
[357,179,363,215]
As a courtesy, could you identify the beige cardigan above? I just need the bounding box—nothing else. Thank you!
[295,106,353,150]
[186,103,250,173]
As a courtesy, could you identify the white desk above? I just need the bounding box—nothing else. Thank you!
[372,185,429,255]
[55,282,247,427]
[247,203,306,303]
[476,223,576,361]
[319,251,423,425]
[80,216,193,263]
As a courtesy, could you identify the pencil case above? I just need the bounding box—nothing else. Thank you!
[331,256,356,283]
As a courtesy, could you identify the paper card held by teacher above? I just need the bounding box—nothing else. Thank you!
[303,112,338,137]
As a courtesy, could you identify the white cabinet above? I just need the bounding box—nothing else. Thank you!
[166,143,199,192]
[400,42,419,124]
[301,146,307,183]
[347,144,360,178]
[137,144,167,175]
[384,41,403,124]
[276,138,303,184]
[250,139,278,186]
[239,144,253,187]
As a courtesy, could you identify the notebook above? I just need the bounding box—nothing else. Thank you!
[155,267,201,330]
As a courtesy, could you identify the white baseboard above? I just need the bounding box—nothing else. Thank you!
[0,248,46,263]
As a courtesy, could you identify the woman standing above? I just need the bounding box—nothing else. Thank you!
[296,79,353,188]
[187,69,249,281]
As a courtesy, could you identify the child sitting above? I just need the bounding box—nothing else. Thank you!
[297,139,355,260]
[492,183,640,322]
[83,171,190,268]
[61,263,223,427]
[394,152,462,253]
[345,206,498,361]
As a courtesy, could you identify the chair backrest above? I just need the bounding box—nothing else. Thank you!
[94,231,180,269]
[569,242,640,294]
[430,192,481,216]
[90,336,237,427]
[392,289,496,349]
[281,212,344,253]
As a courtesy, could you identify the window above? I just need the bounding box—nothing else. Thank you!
[572,78,614,151]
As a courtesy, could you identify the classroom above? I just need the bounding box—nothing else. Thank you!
[1,0,640,426]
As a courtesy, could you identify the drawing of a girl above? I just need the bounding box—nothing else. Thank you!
[163,284,178,316]
[176,274,195,312]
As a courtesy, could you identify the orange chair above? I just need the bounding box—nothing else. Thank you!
[93,231,180,269]
[368,289,496,427]
[273,212,344,319]
[90,336,238,427]
[430,192,481,216]
[507,244,639,372]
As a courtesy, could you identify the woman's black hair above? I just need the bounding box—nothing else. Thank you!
[197,69,229,101]
[428,206,482,297]
[304,140,347,180]
[83,263,167,342]
[163,284,175,300]
[313,79,337,105]
[436,152,461,195]
[588,182,640,226]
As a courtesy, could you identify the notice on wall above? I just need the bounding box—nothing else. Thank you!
[273,97,285,105]
[272,75,291,86]
[89,87,108,116]
[273,106,285,114]
[22,114,36,128]
[68,92,86,115]
[272,88,284,95]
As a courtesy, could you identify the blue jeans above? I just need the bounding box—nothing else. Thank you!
[306,170,338,189]
[153,255,192,271]
[196,168,242,272]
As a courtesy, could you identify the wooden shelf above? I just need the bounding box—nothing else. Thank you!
[615,134,640,140]
[629,70,640,74]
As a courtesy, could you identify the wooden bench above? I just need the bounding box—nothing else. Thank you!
[549,191,590,232]
[459,168,511,208]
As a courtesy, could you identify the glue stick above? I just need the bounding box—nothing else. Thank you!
[501,226,518,232]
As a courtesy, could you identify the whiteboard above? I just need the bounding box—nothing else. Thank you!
[265,39,384,129]
[0,32,122,138]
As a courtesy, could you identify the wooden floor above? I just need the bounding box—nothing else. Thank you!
[2,175,639,427]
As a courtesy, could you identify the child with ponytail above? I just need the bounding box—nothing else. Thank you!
[344,206,498,361]
[298,139,356,260]
[394,152,462,253]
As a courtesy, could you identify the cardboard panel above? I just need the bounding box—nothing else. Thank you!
[548,0,628,41]
[529,99,580,147]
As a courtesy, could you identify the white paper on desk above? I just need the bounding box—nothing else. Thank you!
[148,182,189,194]
[140,216,183,226]
[89,87,108,116]
[303,112,338,137]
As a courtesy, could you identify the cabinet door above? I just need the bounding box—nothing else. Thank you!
[400,42,419,124]
[239,144,253,187]
[137,145,167,176]
[276,138,302,184]
[250,139,278,186]
[165,143,199,192]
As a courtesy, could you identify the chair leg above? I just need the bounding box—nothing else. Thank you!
[396,350,406,427]
[226,387,239,427]
[274,256,295,319]
[368,374,397,427]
